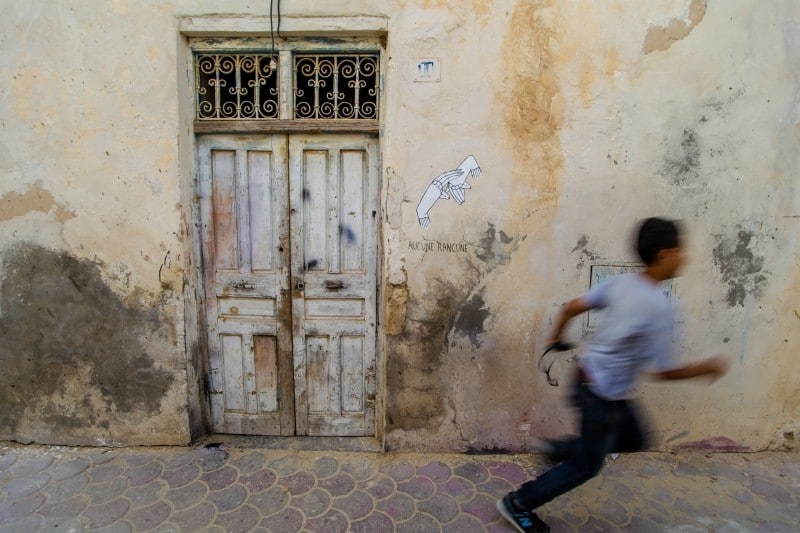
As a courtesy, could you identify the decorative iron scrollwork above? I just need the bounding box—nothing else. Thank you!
[294,54,379,119]
[196,54,279,120]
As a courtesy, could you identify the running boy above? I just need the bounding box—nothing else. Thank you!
[497,217,730,532]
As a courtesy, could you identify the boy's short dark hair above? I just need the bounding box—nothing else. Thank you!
[636,217,681,265]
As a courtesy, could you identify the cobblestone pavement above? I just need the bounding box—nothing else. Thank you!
[1,441,798,532]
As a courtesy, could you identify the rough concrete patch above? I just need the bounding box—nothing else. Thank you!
[712,226,769,307]
[0,243,175,441]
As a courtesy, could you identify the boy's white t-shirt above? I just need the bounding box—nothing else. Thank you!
[580,273,678,400]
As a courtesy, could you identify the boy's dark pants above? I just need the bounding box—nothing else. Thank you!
[514,374,648,510]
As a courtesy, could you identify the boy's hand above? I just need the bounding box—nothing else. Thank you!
[703,354,731,382]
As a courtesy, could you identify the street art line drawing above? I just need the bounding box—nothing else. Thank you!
[416,155,481,228]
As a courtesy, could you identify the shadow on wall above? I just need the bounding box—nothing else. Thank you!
[0,243,175,445]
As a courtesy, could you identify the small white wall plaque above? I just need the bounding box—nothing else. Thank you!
[413,58,440,82]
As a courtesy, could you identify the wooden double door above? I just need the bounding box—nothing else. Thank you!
[198,133,378,436]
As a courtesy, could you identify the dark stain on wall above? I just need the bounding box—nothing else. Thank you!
[0,243,175,441]
[661,128,702,187]
[452,293,490,348]
[385,223,519,437]
[712,227,768,307]
[571,234,599,270]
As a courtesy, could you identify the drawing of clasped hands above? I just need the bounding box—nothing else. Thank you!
[416,155,481,228]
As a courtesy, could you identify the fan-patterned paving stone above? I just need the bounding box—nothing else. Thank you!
[0,515,45,533]
[125,479,167,509]
[240,468,277,493]
[36,495,88,527]
[416,492,460,524]
[332,488,373,520]
[416,460,452,484]
[202,466,237,490]
[461,493,498,523]
[0,493,45,522]
[248,485,290,516]
[0,452,17,472]
[163,463,200,489]
[266,454,302,476]
[397,475,435,500]
[88,450,118,465]
[310,456,339,479]
[41,473,89,503]
[168,501,216,531]
[375,491,415,521]
[749,477,794,504]
[120,454,155,468]
[2,472,50,499]
[230,452,266,475]
[397,512,440,533]
[454,461,490,484]
[48,457,90,482]
[318,471,356,496]
[199,451,230,473]
[163,453,194,471]
[7,454,54,477]
[91,520,133,533]
[436,476,475,503]
[581,513,617,531]
[127,500,170,531]
[595,496,630,527]
[341,459,376,481]
[279,471,315,495]
[292,487,331,518]
[261,505,303,532]
[86,478,128,506]
[599,477,635,503]
[379,460,415,482]
[358,473,395,500]
[208,483,248,513]
[215,503,260,533]
[445,513,484,532]
[82,498,130,529]
[485,460,528,485]
[90,463,126,484]
[305,508,348,533]
[349,511,393,533]
[165,480,208,511]
[475,476,514,496]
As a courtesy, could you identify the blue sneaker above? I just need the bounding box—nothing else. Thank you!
[496,492,550,532]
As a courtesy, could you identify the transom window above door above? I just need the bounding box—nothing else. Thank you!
[191,40,381,132]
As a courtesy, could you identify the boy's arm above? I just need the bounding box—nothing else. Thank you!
[546,297,593,346]
[649,354,731,382]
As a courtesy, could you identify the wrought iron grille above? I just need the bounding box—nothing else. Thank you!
[196,54,279,120]
[294,54,379,119]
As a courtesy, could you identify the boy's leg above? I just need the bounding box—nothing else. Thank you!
[512,383,617,510]
[613,400,649,453]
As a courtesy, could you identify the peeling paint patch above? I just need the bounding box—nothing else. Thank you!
[642,0,707,55]
[712,226,769,307]
[571,234,599,270]
[0,243,175,443]
[0,181,75,222]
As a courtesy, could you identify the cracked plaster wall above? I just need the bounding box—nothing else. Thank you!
[1,0,797,451]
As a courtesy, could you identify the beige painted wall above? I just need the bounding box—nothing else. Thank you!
[0,0,797,450]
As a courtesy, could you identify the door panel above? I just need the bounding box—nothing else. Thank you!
[199,135,294,436]
[199,133,377,437]
[290,135,378,436]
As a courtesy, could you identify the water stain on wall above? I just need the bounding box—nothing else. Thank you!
[661,128,702,187]
[385,223,519,435]
[712,226,769,307]
[0,243,175,443]
[642,0,707,55]
[498,1,564,206]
